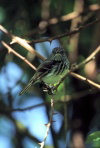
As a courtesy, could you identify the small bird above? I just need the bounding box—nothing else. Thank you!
[19,47,70,95]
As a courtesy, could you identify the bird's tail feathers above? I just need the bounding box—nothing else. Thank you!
[19,81,33,96]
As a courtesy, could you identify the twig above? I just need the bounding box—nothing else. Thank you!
[10,36,46,61]
[1,41,37,71]
[70,72,100,89]
[25,4,100,37]
[39,96,54,148]
[60,89,97,102]
[44,4,100,25]
[10,103,46,112]
[0,25,45,61]
[1,89,98,113]
[38,4,100,32]
[30,18,100,43]
[72,45,100,70]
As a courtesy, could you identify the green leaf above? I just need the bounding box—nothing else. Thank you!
[86,131,100,147]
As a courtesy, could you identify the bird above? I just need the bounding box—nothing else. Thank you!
[19,47,70,95]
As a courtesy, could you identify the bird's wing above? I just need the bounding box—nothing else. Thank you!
[19,80,33,95]
[35,60,56,79]
[35,54,63,79]
[19,60,54,95]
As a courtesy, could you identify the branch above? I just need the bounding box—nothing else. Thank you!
[42,4,100,25]
[39,96,54,148]
[37,4,100,33]
[1,88,98,114]
[70,72,100,89]
[1,41,37,71]
[0,25,45,61]
[23,4,100,37]
[10,103,46,112]
[60,89,98,102]
[72,45,100,70]
[30,18,100,43]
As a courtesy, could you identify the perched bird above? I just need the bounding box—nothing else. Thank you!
[19,47,70,95]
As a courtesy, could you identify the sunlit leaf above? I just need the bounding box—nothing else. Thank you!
[86,131,100,147]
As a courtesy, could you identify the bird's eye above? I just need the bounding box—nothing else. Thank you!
[52,47,64,54]
[60,50,63,54]
[52,48,58,54]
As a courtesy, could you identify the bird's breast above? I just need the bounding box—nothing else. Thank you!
[42,69,68,85]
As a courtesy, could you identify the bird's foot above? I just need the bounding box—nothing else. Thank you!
[40,82,55,95]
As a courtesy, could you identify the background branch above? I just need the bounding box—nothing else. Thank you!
[39,4,100,27]
[70,72,100,89]
[73,45,100,70]
[1,41,37,71]
[30,18,100,43]
[0,25,45,61]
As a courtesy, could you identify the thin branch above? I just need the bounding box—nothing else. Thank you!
[24,4,100,37]
[10,36,46,61]
[10,103,46,112]
[54,69,100,93]
[60,89,98,102]
[1,89,98,113]
[39,96,54,148]
[45,4,100,25]
[30,18,100,43]
[38,4,100,32]
[1,41,37,71]
[70,72,100,89]
[72,45,100,70]
[0,25,45,61]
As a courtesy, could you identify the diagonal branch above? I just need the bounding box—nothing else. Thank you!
[1,41,37,71]
[0,25,45,61]
[71,45,100,70]
[70,72,100,89]
[38,4,100,27]
[30,18,100,43]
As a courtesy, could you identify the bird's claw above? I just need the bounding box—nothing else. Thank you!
[42,84,55,95]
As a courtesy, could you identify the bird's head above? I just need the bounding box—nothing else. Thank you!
[52,47,65,55]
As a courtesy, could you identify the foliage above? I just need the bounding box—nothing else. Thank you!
[86,131,100,147]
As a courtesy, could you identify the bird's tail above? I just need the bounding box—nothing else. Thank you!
[19,81,33,96]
